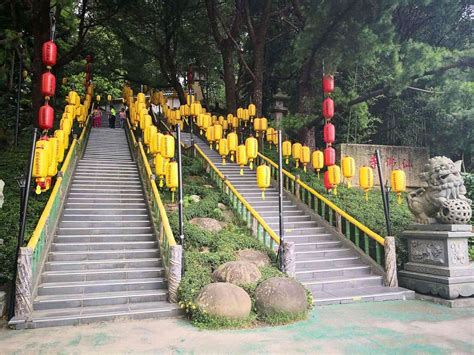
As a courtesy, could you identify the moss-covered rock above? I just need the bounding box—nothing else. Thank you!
[195,283,251,319]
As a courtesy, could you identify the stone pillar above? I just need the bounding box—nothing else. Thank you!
[399,224,474,299]
[283,241,295,278]
[168,245,183,303]
[15,247,33,317]
[384,236,398,287]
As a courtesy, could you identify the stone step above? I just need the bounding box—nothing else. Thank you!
[33,289,169,311]
[11,301,182,329]
[76,166,138,172]
[295,256,363,270]
[295,248,354,260]
[69,187,143,193]
[44,258,162,272]
[55,234,156,243]
[63,208,148,215]
[273,226,325,235]
[312,287,415,306]
[48,249,159,261]
[59,220,151,228]
[37,278,167,296]
[302,275,384,292]
[283,234,336,243]
[262,215,313,223]
[66,197,144,204]
[61,214,149,222]
[57,226,152,236]
[295,265,372,281]
[41,267,164,283]
[51,241,157,252]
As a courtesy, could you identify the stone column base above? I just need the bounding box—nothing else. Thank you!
[399,224,474,300]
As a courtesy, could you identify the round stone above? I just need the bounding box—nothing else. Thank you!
[213,261,262,285]
[189,217,224,232]
[255,277,308,316]
[195,283,251,319]
[236,249,271,268]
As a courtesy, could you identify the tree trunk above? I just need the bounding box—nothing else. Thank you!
[30,0,51,127]
[252,42,265,116]
[221,42,237,113]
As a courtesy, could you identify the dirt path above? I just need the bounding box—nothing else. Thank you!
[1,301,473,354]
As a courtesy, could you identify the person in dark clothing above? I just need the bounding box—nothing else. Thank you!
[109,107,116,128]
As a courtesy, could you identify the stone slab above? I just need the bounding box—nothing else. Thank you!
[404,262,474,277]
[415,293,474,308]
[407,224,472,232]
[401,230,473,239]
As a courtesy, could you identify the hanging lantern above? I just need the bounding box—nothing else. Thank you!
[47,137,59,177]
[150,132,163,156]
[327,165,341,195]
[300,146,310,172]
[155,154,167,187]
[161,134,175,160]
[236,107,243,119]
[359,166,374,201]
[237,144,248,175]
[292,143,302,168]
[222,119,229,131]
[324,146,336,166]
[391,169,406,204]
[232,116,239,128]
[219,138,229,165]
[206,125,215,149]
[42,41,57,67]
[227,131,238,162]
[227,113,234,125]
[342,156,355,188]
[54,129,65,163]
[253,118,261,137]
[96,95,101,103]
[41,72,56,98]
[271,129,278,148]
[38,102,54,131]
[323,75,334,94]
[324,171,334,192]
[213,124,223,149]
[322,97,334,120]
[266,127,275,149]
[256,164,270,199]
[32,139,51,194]
[144,125,157,148]
[166,160,179,203]
[107,94,112,102]
[323,122,335,145]
[245,136,258,170]
[312,150,324,178]
[248,103,256,117]
[282,140,292,164]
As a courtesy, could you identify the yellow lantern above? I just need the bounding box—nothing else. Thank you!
[327,165,341,195]
[245,136,258,170]
[150,131,162,156]
[222,119,229,131]
[242,109,250,126]
[227,114,234,127]
[300,146,310,172]
[206,125,215,149]
[107,94,112,102]
[161,134,175,160]
[219,138,229,165]
[32,139,51,194]
[166,160,179,203]
[253,118,261,137]
[227,132,238,162]
[342,156,356,188]
[359,166,374,201]
[237,144,247,175]
[266,127,275,149]
[292,143,302,168]
[213,124,223,149]
[154,154,167,187]
[96,95,101,102]
[47,137,59,177]
[202,114,211,133]
[256,164,270,199]
[137,92,145,103]
[54,130,65,163]
[144,125,157,149]
[232,116,239,129]
[218,116,225,125]
[236,107,243,119]
[312,150,324,178]
[197,114,204,133]
[282,140,292,164]
[248,103,256,117]
[391,169,406,204]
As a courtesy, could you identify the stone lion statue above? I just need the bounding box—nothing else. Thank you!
[407,156,472,224]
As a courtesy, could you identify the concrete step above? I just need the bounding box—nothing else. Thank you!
[61,214,149,221]
[48,249,159,261]
[55,234,156,243]
[274,226,325,236]
[63,208,148,215]
[59,220,151,228]
[51,241,157,252]
[37,278,167,296]
[69,188,143,193]
[41,267,164,283]
[33,289,169,311]
[263,215,313,223]
[302,275,383,292]
[57,226,152,235]
[313,287,415,306]
[65,202,147,209]
[295,265,372,281]
[76,166,138,172]
[284,234,336,243]
[44,258,162,272]
[11,301,182,329]
[294,241,344,251]
[295,248,354,260]
[295,256,362,270]
[66,197,144,204]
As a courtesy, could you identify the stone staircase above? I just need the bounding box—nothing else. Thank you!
[185,133,414,305]
[13,127,180,329]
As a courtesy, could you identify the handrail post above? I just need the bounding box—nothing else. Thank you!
[176,124,185,276]
[384,236,398,287]
[277,130,285,271]
[295,175,301,200]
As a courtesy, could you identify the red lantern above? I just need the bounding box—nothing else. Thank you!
[323,75,334,94]
[38,102,54,130]
[324,146,335,166]
[85,54,93,63]
[85,63,91,73]
[85,72,91,83]
[324,171,334,190]
[323,97,334,119]
[42,41,57,67]
[323,122,335,145]
[41,71,56,97]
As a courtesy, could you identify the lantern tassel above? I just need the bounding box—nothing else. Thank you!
[231,153,234,162]
[171,191,175,204]
[347,180,351,189]
[210,143,212,149]
[303,166,307,172]
[397,193,402,205]
[249,161,253,170]
[222,157,226,165]
[285,158,289,164]
[35,184,41,195]
[159,178,164,188]
[262,190,265,200]
[240,168,244,176]
[296,161,299,168]
[333,186,337,195]
[317,170,320,179]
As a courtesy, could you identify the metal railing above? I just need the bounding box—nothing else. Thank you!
[27,113,92,281]
[125,118,177,276]
[256,152,385,267]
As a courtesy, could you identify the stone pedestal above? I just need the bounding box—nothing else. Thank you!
[399,224,474,299]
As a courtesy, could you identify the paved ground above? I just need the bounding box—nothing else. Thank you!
[1,300,473,354]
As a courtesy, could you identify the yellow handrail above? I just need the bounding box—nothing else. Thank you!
[258,152,385,246]
[194,144,280,245]
[138,142,153,178]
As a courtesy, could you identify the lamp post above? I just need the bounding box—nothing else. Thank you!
[375,149,392,236]
[277,130,285,271]
[14,45,23,147]
[176,124,185,276]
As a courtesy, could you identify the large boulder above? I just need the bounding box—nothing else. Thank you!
[255,277,308,316]
[236,249,271,268]
[195,283,251,319]
[213,261,262,285]
[189,194,201,203]
[189,217,224,232]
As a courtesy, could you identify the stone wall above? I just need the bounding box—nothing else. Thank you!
[338,144,429,188]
